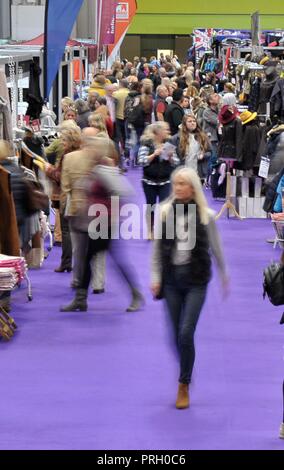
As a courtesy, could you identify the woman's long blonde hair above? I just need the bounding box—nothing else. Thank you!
[179,114,209,159]
[88,113,107,132]
[61,127,82,153]
[162,167,211,225]
[141,78,153,113]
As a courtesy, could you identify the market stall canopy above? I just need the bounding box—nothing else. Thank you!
[19,34,96,49]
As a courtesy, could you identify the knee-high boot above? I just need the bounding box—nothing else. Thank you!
[60,289,88,312]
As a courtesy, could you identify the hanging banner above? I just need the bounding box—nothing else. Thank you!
[107,1,137,66]
[104,8,117,46]
[100,1,117,47]
[44,0,85,99]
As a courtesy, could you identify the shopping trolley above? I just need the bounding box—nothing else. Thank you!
[272,220,284,250]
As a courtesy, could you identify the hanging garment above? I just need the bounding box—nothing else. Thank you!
[248,77,260,112]
[270,79,284,120]
[0,166,20,256]
[241,122,262,170]
[258,76,279,116]
[266,125,284,176]
[0,70,10,103]
[0,159,29,226]
[255,124,271,168]
[217,118,243,161]
[25,61,44,120]
[0,97,13,144]
[23,135,45,159]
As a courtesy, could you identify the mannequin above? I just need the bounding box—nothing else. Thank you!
[258,61,280,116]
[239,111,261,171]
[216,105,243,219]
[218,105,242,161]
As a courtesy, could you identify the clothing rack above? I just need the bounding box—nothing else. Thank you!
[229,58,264,70]
[8,144,54,258]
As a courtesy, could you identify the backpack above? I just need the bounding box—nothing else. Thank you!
[124,94,138,120]
[263,262,284,306]
[127,96,145,128]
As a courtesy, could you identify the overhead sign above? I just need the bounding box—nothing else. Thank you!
[116,3,129,20]
[107,0,137,66]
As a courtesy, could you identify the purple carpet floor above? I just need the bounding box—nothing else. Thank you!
[1,169,284,450]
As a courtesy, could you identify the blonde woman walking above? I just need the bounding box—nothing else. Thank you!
[151,168,228,409]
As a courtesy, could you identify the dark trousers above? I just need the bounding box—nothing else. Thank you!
[164,265,207,385]
[133,126,144,162]
[208,142,218,179]
[115,118,127,167]
[59,213,72,269]
[80,236,140,294]
[142,182,171,231]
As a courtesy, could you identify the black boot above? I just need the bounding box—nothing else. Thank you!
[60,289,88,312]
[126,289,145,313]
[54,266,72,273]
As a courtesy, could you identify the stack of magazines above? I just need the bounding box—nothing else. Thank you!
[0,255,27,291]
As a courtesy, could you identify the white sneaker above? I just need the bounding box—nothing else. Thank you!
[279,423,284,439]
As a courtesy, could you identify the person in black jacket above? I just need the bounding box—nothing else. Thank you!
[0,140,28,231]
[164,88,184,135]
[138,122,180,239]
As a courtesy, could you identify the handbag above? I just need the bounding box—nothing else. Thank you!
[263,262,284,306]
[24,179,49,215]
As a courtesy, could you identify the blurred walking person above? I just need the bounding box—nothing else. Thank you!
[61,140,144,313]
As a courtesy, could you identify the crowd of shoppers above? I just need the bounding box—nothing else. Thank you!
[2,51,283,437]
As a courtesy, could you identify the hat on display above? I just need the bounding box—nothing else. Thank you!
[260,56,270,65]
[268,41,278,47]
[219,105,238,125]
[222,93,237,107]
[240,110,257,125]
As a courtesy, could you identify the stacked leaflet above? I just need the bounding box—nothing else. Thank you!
[0,268,18,291]
[0,255,27,290]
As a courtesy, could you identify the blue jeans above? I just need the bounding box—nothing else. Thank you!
[133,126,144,163]
[164,265,207,384]
[208,142,218,178]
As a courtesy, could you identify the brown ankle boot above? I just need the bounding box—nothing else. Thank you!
[176,383,190,409]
